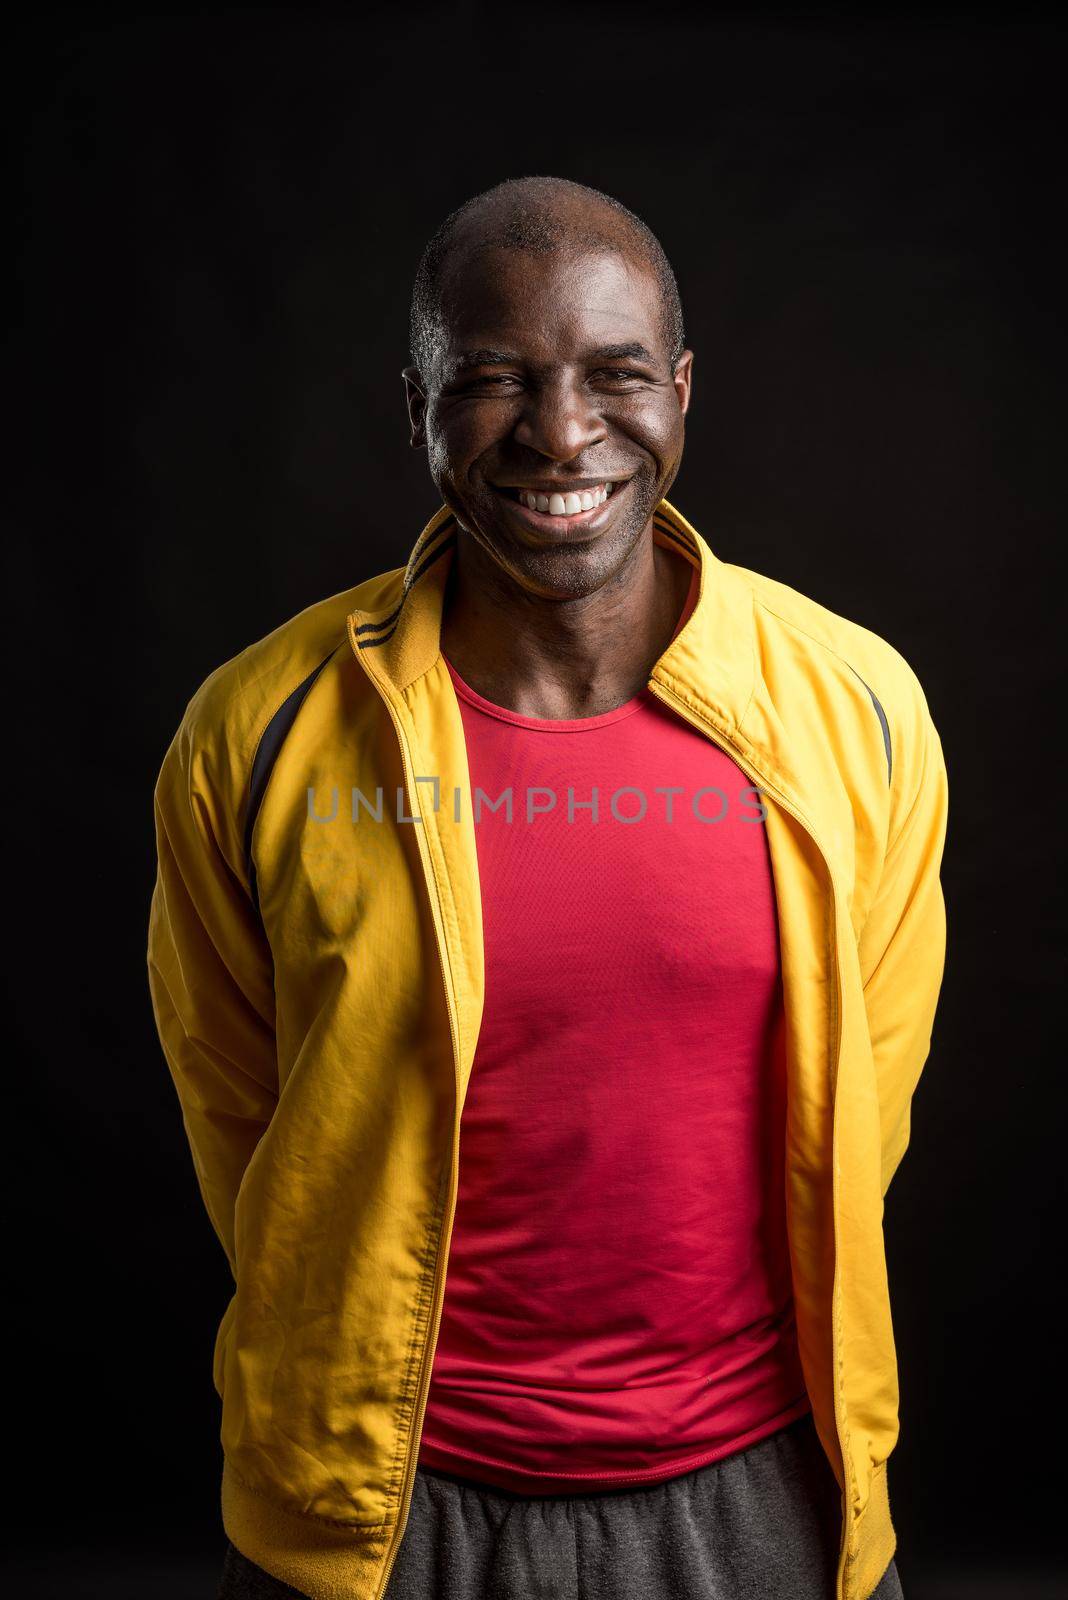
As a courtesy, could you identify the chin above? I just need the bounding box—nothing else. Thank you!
[498,521,646,602]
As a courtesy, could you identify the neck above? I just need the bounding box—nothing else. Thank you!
[440,523,693,720]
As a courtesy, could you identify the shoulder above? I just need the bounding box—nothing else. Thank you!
[153,565,405,864]
[721,561,947,917]
[180,568,402,756]
[729,561,940,779]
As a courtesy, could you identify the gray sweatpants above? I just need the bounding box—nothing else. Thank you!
[217,1411,904,1600]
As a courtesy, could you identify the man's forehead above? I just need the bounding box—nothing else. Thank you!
[444,244,655,313]
[438,249,664,362]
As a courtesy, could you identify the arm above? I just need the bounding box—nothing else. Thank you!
[147,713,278,1280]
[857,673,950,1197]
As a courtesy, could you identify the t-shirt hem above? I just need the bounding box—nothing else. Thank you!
[416,1392,814,1497]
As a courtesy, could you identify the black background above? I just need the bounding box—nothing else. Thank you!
[7,7,1065,1598]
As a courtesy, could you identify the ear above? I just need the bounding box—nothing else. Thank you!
[672,350,694,418]
[402,366,428,449]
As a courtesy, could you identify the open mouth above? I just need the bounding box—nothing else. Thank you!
[507,483,614,515]
[489,480,626,529]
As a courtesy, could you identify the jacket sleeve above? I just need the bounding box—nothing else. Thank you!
[857,671,949,1197]
[147,711,279,1280]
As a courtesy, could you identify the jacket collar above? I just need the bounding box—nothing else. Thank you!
[348,498,758,743]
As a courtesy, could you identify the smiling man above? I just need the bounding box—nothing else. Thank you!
[149,176,947,1600]
[409,193,695,718]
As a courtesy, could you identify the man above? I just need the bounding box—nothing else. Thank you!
[148,176,947,1600]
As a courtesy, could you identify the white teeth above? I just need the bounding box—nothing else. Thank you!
[518,484,613,514]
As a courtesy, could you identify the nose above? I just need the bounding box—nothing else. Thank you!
[512,374,608,461]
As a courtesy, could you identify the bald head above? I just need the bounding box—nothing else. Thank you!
[409,176,685,382]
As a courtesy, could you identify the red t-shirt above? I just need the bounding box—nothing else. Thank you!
[419,566,809,1493]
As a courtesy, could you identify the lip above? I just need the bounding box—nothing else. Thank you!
[490,479,628,494]
[487,479,632,542]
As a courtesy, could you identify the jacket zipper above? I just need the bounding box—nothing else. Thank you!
[351,656,465,1600]
[644,678,853,1590]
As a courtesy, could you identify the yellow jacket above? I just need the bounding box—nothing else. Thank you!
[147,498,948,1600]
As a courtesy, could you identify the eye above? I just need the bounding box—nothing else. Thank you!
[453,373,524,395]
[594,368,649,384]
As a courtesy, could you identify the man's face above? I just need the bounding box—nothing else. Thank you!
[402,245,693,599]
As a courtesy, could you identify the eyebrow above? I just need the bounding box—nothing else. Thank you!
[452,349,519,370]
[450,341,658,372]
[590,342,656,362]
